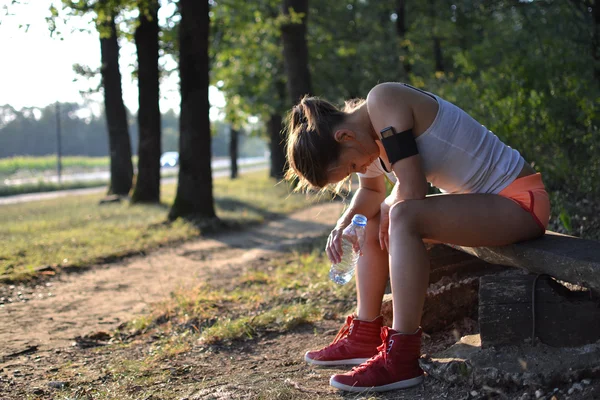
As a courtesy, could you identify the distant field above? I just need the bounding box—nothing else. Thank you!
[0,155,267,197]
[0,156,112,177]
[0,171,325,282]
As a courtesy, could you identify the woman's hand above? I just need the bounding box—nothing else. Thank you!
[326,223,348,265]
[326,219,363,264]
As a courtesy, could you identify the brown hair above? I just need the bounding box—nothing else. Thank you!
[284,96,364,193]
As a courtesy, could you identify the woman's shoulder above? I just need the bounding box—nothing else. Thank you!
[366,82,406,101]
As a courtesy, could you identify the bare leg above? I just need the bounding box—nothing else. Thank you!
[355,212,389,320]
[388,193,544,333]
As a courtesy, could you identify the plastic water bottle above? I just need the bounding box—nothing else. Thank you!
[329,214,367,285]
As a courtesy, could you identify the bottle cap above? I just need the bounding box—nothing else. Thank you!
[352,214,367,227]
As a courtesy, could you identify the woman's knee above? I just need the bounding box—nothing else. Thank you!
[389,200,422,234]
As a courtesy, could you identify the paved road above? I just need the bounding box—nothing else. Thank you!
[0,164,268,206]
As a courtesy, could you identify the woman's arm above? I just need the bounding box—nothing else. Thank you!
[366,83,428,201]
[366,83,429,250]
[338,175,387,224]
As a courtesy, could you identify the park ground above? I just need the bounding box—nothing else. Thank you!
[1,180,599,399]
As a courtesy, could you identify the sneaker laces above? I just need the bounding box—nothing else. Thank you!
[331,315,354,344]
[350,329,390,373]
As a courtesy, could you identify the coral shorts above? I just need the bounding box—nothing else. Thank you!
[497,173,550,231]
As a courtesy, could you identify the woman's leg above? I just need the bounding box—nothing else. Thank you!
[355,212,389,320]
[388,193,544,333]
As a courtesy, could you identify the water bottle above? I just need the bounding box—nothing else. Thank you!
[329,214,367,285]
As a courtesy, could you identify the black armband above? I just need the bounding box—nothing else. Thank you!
[380,126,419,166]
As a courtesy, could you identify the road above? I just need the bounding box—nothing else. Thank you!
[0,161,268,206]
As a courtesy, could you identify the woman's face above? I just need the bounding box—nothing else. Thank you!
[327,139,379,184]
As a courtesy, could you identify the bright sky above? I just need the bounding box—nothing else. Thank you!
[0,0,224,117]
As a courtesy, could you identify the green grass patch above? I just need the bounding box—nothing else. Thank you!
[45,240,355,400]
[0,155,112,176]
[199,303,322,343]
[156,245,356,345]
[0,171,321,282]
[0,156,266,197]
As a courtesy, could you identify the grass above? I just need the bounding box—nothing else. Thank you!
[48,243,357,400]
[0,156,112,176]
[0,170,324,282]
[0,157,268,197]
[152,245,356,344]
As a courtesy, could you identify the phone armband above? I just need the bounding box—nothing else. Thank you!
[380,126,419,165]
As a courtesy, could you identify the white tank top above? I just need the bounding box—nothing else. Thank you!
[358,93,524,194]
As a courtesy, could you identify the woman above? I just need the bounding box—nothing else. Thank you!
[284,82,550,393]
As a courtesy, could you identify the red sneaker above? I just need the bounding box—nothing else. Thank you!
[329,326,424,392]
[304,315,383,366]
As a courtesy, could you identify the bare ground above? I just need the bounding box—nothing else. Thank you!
[1,201,598,399]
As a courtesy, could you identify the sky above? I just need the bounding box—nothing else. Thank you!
[0,0,224,117]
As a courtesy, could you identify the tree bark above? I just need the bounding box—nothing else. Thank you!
[429,0,445,73]
[592,0,600,82]
[168,0,216,220]
[132,0,161,203]
[281,0,312,104]
[395,0,412,76]
[99,12,133,196]
[268,114,286,180]
[450,231,600,295]
[229,126,238,179]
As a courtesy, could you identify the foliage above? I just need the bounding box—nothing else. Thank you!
[422,1,599,197]
[210,0,287,128]
[208,0,599,201]
[6,0,600,202]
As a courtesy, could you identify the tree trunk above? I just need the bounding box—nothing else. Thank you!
[593,0,600,83]
[281,0,312,104]
[395,0,412,76]
[168,0,216,221]
[132,0,161,204]
[229,126,239,179]
[429,0,445,73]
[99,12,133,196]
[268,114,286,180]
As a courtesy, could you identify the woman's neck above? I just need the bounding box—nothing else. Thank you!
[347,102,379,142]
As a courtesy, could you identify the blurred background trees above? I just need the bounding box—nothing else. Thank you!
[1,0,598,212]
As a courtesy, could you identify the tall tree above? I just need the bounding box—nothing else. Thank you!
[396,0,412,76]
[268,80,287,179]
[210,0,289,180]
[169,0,216,220]
[280,0,312,103]
[131,0,162,203]
[428,0,444,73]
[278,0,311,179]
[98,4,134,196]
[229,125,239,179]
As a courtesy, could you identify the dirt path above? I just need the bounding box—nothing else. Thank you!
[0,201,344,362]
[2,201,598,400]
